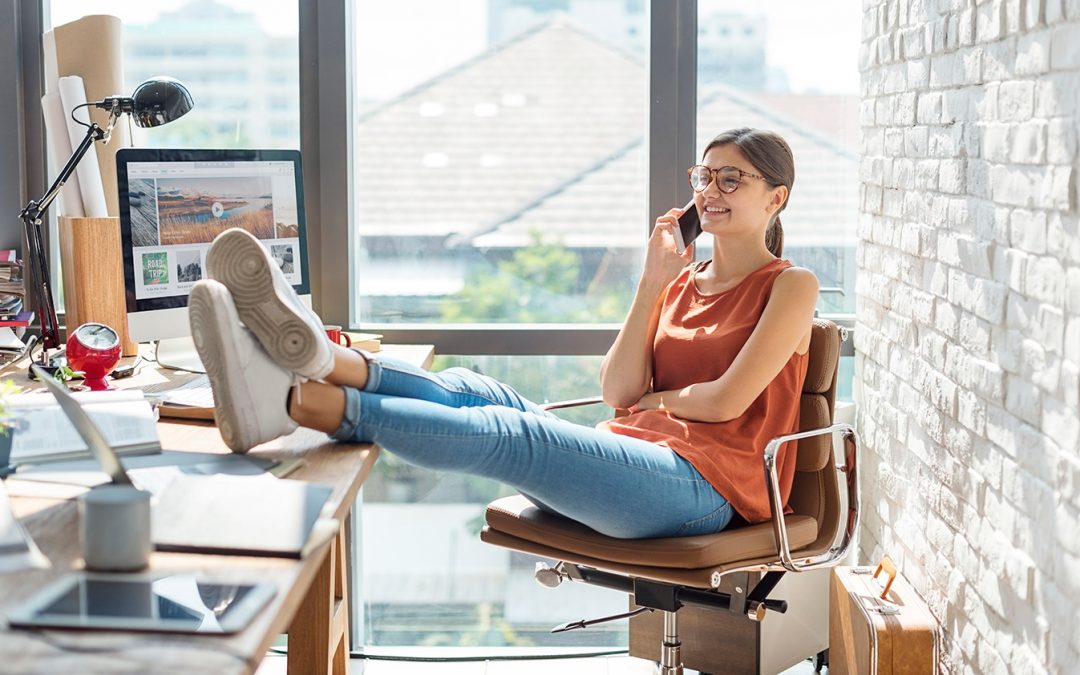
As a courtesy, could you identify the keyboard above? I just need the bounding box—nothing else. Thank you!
[143,373,215,409]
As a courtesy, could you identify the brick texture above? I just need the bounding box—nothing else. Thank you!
[857,2,1080,673]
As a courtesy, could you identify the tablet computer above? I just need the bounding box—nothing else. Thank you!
[8,573,275,634]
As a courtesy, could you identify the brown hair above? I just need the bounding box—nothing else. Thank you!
[703,128,794,257]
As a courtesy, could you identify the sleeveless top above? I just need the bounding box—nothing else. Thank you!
[599,258,809,524]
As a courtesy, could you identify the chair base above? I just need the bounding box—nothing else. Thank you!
[631,567,831,675]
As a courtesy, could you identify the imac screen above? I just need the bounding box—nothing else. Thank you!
[117,149,310,315]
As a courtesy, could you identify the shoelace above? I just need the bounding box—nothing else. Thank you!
[291,374,306,407]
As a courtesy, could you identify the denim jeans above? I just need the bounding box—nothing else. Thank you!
[331,355,733,539]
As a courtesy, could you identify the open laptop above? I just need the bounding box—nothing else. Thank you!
[29,365,332,558]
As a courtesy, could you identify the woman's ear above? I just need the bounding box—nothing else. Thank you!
[768,185,789,213]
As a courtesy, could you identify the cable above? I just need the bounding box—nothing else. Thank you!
[68,102,95,129]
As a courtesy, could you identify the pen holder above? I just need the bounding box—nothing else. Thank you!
[59,216,138,356]
[78,485,152,571]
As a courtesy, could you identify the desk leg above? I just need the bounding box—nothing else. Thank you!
[289,520,350,675]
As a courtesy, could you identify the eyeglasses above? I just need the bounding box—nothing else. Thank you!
[687,165,767,193]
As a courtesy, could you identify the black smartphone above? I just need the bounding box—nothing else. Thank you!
[673,200,702,254]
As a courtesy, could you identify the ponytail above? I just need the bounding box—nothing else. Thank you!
[766,215,784,257]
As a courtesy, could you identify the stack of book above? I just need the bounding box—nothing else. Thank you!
[0,250,33,354]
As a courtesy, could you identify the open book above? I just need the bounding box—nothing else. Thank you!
[1,390,160,467]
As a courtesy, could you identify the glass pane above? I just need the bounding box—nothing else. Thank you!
[360,354,628,648]
[48,1,299,150]
[353,1,647,325]
[696,1,860,314]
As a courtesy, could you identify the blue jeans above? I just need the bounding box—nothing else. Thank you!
[331,355,733,539]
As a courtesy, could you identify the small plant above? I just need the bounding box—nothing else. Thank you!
[52,365,76,382]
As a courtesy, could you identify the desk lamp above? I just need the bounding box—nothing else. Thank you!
[18,76,194,371]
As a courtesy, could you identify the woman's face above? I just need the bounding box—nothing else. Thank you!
[693,144,785,241]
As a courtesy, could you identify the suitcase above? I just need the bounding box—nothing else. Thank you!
[829,556,938,675]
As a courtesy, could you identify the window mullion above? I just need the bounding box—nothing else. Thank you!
[648,0,697,235]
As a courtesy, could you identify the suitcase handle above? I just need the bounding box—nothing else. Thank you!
[873,555,898,599]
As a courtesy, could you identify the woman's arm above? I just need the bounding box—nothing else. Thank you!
[600,208,695,409]
[633,267,819,422]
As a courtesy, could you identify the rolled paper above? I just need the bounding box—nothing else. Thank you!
[57,75,109,219]
[40,90,85,218]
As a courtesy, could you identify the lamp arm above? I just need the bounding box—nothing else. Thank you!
[17,121,108,353]
[19,122,106,224]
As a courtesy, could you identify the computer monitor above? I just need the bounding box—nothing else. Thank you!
[117,149,312,372]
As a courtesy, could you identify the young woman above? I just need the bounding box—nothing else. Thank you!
[189,127,818,540]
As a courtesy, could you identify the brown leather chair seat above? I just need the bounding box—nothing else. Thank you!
[485,495,818,584]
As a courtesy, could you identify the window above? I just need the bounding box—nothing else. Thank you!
[353,1,647,327]
[352,0,648,650]
[49,1,299,151]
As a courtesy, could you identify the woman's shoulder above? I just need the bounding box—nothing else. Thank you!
[772,265,819,301]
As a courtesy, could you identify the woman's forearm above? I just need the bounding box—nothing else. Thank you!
[633,381,736,423]
[600,279,666,408]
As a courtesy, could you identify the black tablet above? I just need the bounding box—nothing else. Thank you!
[8,573,275,634]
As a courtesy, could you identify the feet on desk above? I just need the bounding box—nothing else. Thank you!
[189,280,298,453]
[206,228,334,381]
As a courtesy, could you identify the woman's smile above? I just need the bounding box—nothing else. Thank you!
[701,203,731,220]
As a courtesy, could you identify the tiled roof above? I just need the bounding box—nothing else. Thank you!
[355,18,858,250]
[355,17,644,238]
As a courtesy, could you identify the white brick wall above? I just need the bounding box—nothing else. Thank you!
[857,1,1080,672]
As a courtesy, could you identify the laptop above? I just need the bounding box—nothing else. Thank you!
[31,366,333,559]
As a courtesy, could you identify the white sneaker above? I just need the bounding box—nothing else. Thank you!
[188,279,298,453]
[205,228,333,380]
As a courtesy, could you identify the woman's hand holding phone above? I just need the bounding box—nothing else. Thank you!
[643,207,696,291]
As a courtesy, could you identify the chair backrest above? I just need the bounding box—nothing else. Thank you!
[786,317,842,557]
[786,318,842,556]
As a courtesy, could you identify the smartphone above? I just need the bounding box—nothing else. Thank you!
[672,199,702,254]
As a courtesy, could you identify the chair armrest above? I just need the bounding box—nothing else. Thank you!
[762,422,859,572]
[541,397,606,411]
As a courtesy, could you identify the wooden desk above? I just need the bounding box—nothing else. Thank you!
[0,344,434,675]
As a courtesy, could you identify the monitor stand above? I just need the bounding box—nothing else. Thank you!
[154,337,205,373]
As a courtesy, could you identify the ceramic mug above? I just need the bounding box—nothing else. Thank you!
[78,485,152,571]
[324,325,352,347]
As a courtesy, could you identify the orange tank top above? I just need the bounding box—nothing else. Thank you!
[600,258,809,524]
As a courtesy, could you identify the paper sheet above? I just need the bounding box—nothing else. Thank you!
[40,91,85,218]
[0,327,24,351]
[51,15,128,218]
[57,76,108,219]
[0,482,50,574]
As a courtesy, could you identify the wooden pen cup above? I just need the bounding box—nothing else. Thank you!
[58,216,138,356]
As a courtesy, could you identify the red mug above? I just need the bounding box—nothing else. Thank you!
[324,325,352,347]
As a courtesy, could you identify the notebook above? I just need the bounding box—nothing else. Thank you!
[151,474,333,559]
[2,389,159,468]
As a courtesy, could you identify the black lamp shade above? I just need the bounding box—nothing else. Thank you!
[130,76,194,128]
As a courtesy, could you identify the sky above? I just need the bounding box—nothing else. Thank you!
[51,0,861,98]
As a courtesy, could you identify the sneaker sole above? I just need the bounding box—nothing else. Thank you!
[189,282,255,453]
[207,230,330,379]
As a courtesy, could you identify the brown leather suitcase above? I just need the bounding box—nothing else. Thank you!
[829,557,938,675]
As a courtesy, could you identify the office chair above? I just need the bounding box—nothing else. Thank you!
[480,318,859,674]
